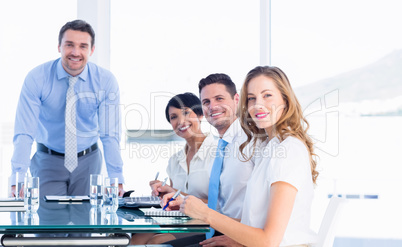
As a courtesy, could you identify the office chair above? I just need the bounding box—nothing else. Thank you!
[313,196,347,247]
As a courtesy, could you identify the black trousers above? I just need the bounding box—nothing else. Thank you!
[164,231,223,247]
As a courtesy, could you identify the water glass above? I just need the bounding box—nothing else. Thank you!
[24,177,39,213]
[90,174,104,207]
[104,177,118,213]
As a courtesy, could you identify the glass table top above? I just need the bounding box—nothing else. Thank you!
[0,199,209,234]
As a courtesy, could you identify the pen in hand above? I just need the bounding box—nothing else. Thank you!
[161,177,168,187]
[162,189,181,211]
[155,171,160,181]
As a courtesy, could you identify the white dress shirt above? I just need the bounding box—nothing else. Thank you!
[12,59,124,183]
[166,133,217,199]
[218,119,254,219]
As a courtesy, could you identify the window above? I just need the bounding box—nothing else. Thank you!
[111,0,260,131]
[271,0,402,244]
[0,0,76,197]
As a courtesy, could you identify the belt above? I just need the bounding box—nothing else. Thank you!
[37,143,98,157]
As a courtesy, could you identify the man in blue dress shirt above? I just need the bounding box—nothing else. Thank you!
[11,20,125,197]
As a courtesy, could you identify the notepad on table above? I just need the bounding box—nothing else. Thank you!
[140,207,187,217]
[119,196,161,208]
[0,198,24,207]
[0,198,24,212]
[0,206,26,212]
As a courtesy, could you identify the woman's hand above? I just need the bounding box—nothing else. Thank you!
[180,195,209,221]
[161,191,184,210]
[149,180,174,198]
[199,235,243,247]
[149,180,161,197]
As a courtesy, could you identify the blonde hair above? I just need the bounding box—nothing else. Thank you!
[239,66,319,184]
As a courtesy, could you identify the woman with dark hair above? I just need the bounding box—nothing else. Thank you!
[151,92,216,200]
[131,92,217,245]
[169,67,318,247]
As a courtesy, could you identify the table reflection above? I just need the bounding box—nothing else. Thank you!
[38,199,124,226]
[89,207,121,225]
[103,212,118,225]
[1,200,209,235]
[37,199,91,225]
[9,211,24,226]
[24,212,39,225]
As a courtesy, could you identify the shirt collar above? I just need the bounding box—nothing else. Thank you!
[56,58,89,82]
[221,118,242,144]
[177,133,216,163]
[192,133,216,161]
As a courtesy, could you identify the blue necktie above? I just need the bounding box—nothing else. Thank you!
[206,138,228,239]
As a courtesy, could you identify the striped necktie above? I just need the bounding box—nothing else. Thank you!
[206,138,228,239]
[64,76,78,173]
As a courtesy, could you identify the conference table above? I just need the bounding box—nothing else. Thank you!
[0,199,209,246]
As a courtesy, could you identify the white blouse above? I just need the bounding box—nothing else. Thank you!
[166,133,217,199]
[241,136,317,246]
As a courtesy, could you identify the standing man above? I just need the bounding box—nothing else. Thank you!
[11,20,125,197]
[164,73,254,246]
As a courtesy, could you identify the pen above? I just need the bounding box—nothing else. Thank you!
[162,189,181,211]
[161,177,168,187]
[154,171,159,181]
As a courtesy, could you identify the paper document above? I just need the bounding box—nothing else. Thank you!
[140,207,187,217]
[0,198,24,207]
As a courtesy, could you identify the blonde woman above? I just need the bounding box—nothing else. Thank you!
[168,66,319,247]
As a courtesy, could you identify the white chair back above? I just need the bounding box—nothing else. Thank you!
[314,196,346,247]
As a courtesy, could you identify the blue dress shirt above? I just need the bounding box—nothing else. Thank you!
[11,58,124,183]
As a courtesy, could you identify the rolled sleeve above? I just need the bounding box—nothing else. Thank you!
[98,74,125,184]
[267,138,310,191]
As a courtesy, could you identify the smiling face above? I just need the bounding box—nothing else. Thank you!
[168,106,203,140]
[58,29,94,76]
[247,75,286,138]
[200,83,239,136]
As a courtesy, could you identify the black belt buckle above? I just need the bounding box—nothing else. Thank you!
[38,143,97,157]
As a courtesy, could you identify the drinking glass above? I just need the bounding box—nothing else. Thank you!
[24,177,39,213]
[104,177,118,213]
[90,174,103,207]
